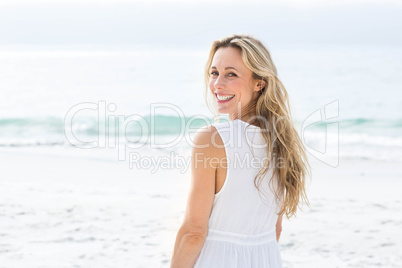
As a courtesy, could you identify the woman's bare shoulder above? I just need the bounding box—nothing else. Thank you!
[192,124,225,162]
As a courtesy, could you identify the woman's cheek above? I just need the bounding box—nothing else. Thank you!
[209,80,215,92]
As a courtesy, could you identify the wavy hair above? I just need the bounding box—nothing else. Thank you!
[204,33,311,219]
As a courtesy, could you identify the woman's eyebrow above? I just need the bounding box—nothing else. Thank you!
[210,66,239,72]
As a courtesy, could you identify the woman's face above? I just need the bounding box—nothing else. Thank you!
[209,46,263,119]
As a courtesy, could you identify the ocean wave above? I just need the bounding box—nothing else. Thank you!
[0,115,401,162]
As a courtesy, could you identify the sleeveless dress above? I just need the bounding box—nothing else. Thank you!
[193,118,283,268]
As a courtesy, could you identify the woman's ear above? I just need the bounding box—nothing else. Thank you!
[256,79,266,92]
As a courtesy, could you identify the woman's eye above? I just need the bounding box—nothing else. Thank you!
[210,72,237,77]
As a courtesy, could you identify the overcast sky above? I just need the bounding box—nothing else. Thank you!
[0,0,400,48]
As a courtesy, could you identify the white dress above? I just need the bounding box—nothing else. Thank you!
[193,119,283,268]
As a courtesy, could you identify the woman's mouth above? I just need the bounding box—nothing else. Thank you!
[215,93,235,103]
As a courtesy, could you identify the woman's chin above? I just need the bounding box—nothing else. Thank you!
[217,107,231,114]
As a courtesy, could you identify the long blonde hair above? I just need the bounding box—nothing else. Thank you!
[204,33,311,219]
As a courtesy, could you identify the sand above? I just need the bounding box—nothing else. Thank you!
[0,146,401,267]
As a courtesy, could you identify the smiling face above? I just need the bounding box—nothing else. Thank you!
[209,46,264,120]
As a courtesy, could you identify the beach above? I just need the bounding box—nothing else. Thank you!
[1,145,401,267]
[0,36,401,268]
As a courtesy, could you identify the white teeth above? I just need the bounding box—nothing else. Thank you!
[217,94,235,101]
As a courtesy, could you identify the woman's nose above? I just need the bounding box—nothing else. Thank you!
[214,75,226,90]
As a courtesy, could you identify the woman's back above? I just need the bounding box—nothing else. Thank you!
[194,118,283,268]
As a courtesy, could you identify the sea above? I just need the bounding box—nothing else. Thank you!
[0,43,401,165]
[1,43,402,267]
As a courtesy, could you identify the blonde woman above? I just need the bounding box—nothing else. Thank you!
[170,34,311,268]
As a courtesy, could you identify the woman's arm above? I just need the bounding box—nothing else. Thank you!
[170,228,207,268]
[276,204,284,242]
[170,126,218,268]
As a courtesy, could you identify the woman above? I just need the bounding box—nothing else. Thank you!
[170,34,311,268]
